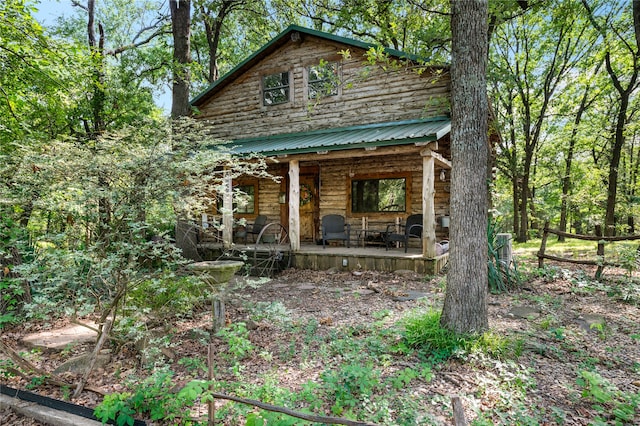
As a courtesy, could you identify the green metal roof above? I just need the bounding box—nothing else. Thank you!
[190,25,438,108]
[227,117,451,157]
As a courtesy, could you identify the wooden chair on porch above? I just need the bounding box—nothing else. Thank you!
[385,214,423,252]
[321,214,351,248]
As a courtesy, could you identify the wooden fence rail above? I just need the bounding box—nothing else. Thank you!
[537,221,640,278]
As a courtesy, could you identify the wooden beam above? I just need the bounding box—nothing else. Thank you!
[423,155,436,258]
[288,160,300,250]
[263,144,424,163]
[421,148,452,169]
[222,171,233,248]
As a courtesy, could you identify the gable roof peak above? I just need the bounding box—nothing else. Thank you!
[190,24,430,108]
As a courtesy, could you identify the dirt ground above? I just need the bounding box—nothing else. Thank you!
[1,262,639,425]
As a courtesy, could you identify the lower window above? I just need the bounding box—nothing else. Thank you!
[351,176,407,213]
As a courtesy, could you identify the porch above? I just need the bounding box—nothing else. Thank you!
[196,239,448,276]
[293,244,449,275]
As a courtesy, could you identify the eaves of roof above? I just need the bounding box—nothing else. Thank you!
[190,24,442,108]
[225,117,451,157]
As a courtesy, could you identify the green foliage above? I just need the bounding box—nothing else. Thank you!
[615,244,639,277]
[1,117,267,326]
[577,370,640,424]
[0,278,24,327]
[177,357,207,377]
[217,322,254,362]
[403,308,522,363]
[321,362,382,415]
[127,274,205,318]
[403,308,466,362]
[94,393,137,426]
[94,369,210,425]
[246,301,292,326]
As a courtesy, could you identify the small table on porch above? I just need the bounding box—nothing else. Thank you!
[357,229,388,248]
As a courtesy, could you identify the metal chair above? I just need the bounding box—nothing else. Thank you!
[321,214,351,248]
[385,214,423,252]
[245,215,268,242]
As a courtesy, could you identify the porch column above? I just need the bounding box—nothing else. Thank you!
[421,150,436,258]
[288,160,301,250]
[222,170,233,248]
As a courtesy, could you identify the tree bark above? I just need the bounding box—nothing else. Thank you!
[441,0,489,334]
[170,0,192,118]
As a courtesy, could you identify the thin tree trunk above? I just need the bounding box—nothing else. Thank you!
[558,63,598,240]
[441,0,489,334]
[603,60,632,236]
[582,0,640,237]
[170,0,192,118]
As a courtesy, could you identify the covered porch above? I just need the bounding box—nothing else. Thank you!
[192,235,449,276]
[178,118,452,276]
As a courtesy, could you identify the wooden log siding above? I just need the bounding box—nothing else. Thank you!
[257,178,283,220]
[288,153,450,240]
[197,38,450,141]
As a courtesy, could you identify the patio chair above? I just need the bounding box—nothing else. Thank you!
[244,215,268,242]
[321,214,351,248]
[385,214,423,252]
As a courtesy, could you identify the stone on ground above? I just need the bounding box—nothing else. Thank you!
[20,323,97,352]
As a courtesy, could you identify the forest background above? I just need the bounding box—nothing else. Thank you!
[3,0,638,244]
[1,0,639,424]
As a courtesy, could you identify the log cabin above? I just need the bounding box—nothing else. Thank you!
[189,25,452,274]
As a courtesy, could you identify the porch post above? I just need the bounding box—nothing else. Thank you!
[222,170,233,248]
[421,150,437,258]
[288,160,301,250]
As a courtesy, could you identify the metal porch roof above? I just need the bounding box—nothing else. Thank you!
[228,117,451,157]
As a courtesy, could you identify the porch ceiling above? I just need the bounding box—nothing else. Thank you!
[226,117,451,157]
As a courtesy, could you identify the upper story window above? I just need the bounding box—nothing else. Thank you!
[308,61,339,99]
[262,71,290,106]
[351,176,407,213]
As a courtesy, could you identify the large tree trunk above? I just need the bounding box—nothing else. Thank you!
[441,0,489,334]
[170,0,192,118]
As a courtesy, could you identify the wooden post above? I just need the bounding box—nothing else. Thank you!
[222,171,233,248]
[538,221,550,268]
[451,396,467,425]
[288,160,300,251]
[595,225,604,279]
[422,151,436,258]
[208,343,215,426]
[496,233,513,267]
